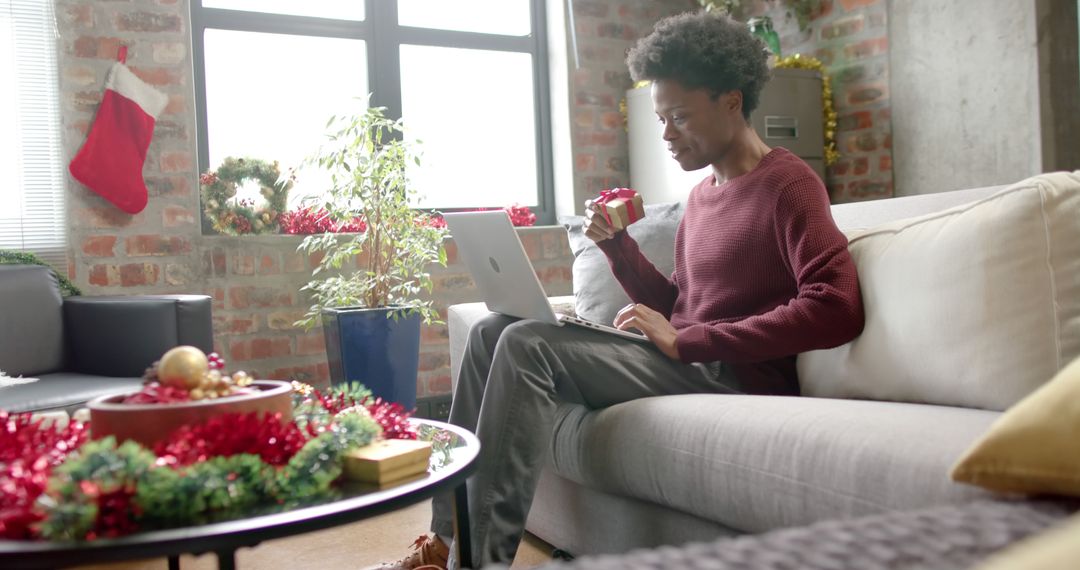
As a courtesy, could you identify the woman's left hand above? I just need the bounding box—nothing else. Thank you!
[614,303,680,360]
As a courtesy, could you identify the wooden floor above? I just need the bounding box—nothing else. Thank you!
[72,500,553,570]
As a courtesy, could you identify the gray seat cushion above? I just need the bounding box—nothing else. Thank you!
[548,394,998,533]
[0,372,143,413]
[0,265,64,376]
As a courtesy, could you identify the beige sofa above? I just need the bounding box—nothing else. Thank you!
[447,173,1080,557]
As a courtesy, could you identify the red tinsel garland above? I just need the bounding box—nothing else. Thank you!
[429,204,536,229]
[279,207,366,235]
[282,204,536,235]
[506,204,537,227]
[122,383,192,405]
[366,398,417,440]
[0,412,89,539]
[312,391,417,440]
[82,484,142,540]
[153,412,308,467]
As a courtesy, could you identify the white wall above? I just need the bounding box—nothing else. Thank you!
[889,0,1042,195]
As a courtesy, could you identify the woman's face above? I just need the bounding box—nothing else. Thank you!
[651,79,744,171]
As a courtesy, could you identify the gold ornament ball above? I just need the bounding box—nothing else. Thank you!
[158,346,210,390]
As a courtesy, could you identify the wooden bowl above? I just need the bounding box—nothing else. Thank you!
[88,380,294,448]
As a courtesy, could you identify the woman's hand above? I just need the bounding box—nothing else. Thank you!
[583,200,616,243]
[614,303,680,359]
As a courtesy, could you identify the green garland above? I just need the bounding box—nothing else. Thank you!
[200,157,292,236]
[0,250,81,297]
[37,438,155,540]
[137,454,274,529]
[38,409,382,539]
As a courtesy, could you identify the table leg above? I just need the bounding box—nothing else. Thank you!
[168,555,180,570]
[453,481,473,569]
[216,550,236,570]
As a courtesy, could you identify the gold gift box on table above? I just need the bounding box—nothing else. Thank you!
[344,438,433,487]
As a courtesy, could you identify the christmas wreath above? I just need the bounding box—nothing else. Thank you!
[200,157,292,236]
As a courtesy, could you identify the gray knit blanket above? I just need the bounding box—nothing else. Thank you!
[500,499,1076,570]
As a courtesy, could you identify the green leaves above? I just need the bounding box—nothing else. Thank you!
[296,102,449,331]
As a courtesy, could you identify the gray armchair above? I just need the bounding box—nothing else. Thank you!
[0,264,213,413]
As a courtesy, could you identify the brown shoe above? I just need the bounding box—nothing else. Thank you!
[365,534,450,570]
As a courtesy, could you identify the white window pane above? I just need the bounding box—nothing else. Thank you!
[0,10,19,219]
[202,0,365,21]
[401,45,537,208]
[1,0,65,267]
[398,0,530,36]
[203,30,368,208]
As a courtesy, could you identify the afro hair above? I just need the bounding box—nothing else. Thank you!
[626,11,771,119]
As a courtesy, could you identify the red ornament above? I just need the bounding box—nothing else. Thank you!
[207,352,226,371]
[153,412,308,467]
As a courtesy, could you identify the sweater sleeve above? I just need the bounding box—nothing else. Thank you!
[596,230,680,318]
[675,179,865,363]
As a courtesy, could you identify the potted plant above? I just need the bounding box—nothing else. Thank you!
[295,104,448,410]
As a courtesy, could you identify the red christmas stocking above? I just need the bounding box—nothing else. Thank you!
[69,50,168,214]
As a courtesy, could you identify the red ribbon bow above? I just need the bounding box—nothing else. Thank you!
[595,188,640,225]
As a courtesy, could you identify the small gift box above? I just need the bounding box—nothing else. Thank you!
[344,438,432,486]
[596,188,644,231]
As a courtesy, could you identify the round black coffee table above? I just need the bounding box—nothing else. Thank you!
[0,419,479,569]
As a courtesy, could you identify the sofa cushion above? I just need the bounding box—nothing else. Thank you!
[951,354,1080,496]
[0,372,143,413]
[799,171,1080,411]
[0,265,65,376]
[548,395,996,534]
[561,202,684,326]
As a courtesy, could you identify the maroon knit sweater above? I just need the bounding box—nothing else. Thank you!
[598,148,864,395]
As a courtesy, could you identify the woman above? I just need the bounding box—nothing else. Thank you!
[375,11,864,570]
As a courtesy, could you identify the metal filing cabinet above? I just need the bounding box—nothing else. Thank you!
[627,67,825,204]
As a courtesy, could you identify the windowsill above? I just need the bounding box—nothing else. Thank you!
[199,224,567,241]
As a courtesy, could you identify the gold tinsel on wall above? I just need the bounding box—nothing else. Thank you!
[774,54,840,166]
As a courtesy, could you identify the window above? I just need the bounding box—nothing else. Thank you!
[0,0,66,267]
[192,0,553,224]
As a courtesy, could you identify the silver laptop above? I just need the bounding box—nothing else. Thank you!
[443,211,649,343]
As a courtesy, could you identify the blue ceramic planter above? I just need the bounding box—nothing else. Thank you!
[321,306,421,410]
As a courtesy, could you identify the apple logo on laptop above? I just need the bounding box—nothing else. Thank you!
[488,256,501,273]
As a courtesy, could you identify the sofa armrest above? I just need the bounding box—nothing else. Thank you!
[448,302,494,394]
[63,295,213,377]
[447,295,576,393]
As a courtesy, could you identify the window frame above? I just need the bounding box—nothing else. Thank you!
[190,0,555,227]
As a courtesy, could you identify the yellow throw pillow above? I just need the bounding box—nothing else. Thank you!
[975,511,1080,570]
[950,355,1080,495]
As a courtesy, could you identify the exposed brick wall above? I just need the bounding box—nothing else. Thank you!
[747,0,894,202]
[56,0,573,397]
[568,0,690,204]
